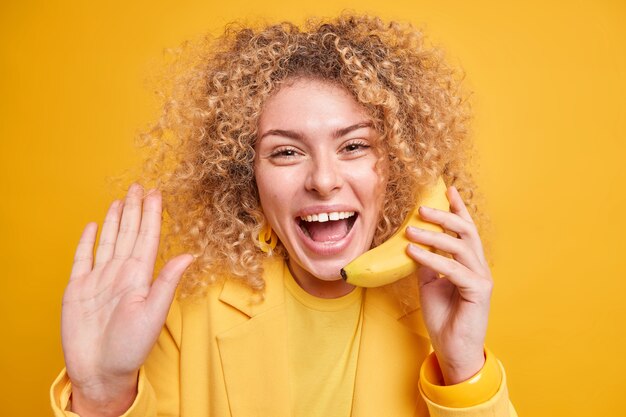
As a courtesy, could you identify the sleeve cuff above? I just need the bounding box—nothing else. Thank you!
[50,368,78,417]
[49,367,157,417]
[419,347,502,408]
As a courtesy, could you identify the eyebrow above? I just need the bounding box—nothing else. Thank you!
[258,121,374,141]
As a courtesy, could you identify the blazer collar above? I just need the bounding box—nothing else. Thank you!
[216,258,291,417]
[218,257,286,317]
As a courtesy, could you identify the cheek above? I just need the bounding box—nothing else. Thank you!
[254,168,272,216]
[350,163,385,197]
[371,162,389,208]
[255,171,294,227]
[258,175,289,203]
[257,183,278,219]
[254,162,275,199]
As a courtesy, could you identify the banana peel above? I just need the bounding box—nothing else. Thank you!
[340,177,450,287]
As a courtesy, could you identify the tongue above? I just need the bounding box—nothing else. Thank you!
[307,219,349,242]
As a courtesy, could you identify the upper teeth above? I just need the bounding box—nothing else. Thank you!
[300,211,355,223]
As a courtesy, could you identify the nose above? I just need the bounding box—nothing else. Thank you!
[305,156,343,197]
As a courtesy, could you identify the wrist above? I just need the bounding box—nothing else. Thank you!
[419,347,502,408]
[436,350,486,385]
[70,371,138,417]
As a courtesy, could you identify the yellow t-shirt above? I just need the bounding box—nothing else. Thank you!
[284,269,364,417]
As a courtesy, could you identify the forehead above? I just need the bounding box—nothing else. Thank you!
[258,78,370,130]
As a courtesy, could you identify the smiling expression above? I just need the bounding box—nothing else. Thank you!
[254,78,387,296]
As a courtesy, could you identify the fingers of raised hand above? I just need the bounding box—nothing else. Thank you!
[146,254,194,322]
[75,183,163,284]
[130,188,162,269]
[94,200,123,266]
[113,184,145,259]
[70,223,98,281]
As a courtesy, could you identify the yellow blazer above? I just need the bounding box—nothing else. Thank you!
[51,258,515,417]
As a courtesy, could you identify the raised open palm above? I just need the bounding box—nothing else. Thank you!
[61,184,193,415]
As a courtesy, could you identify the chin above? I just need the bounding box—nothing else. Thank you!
[293,251,361,283]
[306,266,344,282]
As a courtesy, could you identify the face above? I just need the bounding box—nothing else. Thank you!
[254,78,387,295]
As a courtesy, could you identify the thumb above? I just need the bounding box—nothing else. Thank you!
[146,254,194,322]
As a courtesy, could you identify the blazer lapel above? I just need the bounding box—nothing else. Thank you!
[216,260,291,417]
[352,278,431,417]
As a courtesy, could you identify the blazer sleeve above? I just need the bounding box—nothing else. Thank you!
[418,349,518,417]
[49,299,182,417]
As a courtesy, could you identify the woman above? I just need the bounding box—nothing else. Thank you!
[52,14,516,417]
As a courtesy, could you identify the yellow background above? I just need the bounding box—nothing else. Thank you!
[1,0,624,415]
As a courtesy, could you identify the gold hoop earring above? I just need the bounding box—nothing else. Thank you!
[258,223,277,253]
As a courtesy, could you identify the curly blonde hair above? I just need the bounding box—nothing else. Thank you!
[140,13,481,298]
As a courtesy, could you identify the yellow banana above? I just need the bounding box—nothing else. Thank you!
[340,177,450,287]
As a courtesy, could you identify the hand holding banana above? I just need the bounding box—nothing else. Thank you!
[343,180,493,385]
[408,184,492,385]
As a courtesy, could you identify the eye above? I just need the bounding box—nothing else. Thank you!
[269,147,301,159]
[341,140,371,155]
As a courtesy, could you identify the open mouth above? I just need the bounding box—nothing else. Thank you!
[297,211,358,243]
